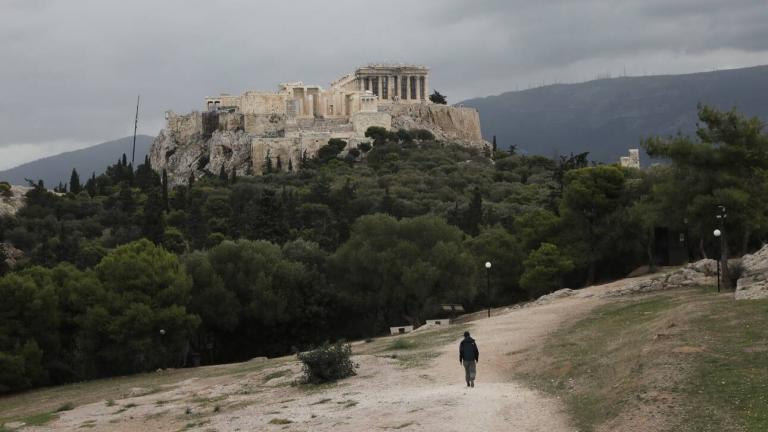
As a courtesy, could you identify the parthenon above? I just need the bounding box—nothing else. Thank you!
[204,64,431,119]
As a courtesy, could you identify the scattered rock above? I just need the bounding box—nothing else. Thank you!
[736,244,768,300]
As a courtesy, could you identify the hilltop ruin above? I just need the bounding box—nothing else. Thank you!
[150,64,486,184]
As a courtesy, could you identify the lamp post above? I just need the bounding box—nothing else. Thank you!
[485,261,492,318]
[713,229,721,292]
[159,329,166,370]
[715,205,728,290]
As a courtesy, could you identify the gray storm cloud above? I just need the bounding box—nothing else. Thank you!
[1,0,767,169]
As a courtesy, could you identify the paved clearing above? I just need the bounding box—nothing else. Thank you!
[6,275,664,431]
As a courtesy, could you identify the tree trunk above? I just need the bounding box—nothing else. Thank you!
[742,229,751,256]
[586,261,596,286]
[699,238,708,260]
[647,227,657,273]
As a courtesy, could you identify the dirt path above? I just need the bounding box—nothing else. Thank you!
[26,276,664,431]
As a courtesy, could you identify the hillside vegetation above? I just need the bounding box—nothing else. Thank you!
[0,106,767,395]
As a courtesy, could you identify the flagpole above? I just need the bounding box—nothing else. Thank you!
[132,95,140,167]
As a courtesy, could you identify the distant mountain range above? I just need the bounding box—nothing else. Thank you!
[0,135,154,187]
[460,65,768,163]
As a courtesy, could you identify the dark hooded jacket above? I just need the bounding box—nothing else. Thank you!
[459,336,479,362]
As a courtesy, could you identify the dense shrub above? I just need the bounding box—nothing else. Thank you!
[297,342,357,384]
[0,182,11,199]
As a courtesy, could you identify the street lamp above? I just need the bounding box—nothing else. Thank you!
[485,261,492,318]
[159,329,166,370]
[713,229,721,292]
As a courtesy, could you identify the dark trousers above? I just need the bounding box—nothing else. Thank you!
[463,360,476,382]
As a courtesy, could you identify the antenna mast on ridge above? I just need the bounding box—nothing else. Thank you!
[131,95,140,167]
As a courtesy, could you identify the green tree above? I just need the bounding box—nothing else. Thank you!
[318,139,347,163]
[69,169,81,195]
[520,243,574,298]
[429,90,447,104]
[644,106,768,285]
[331,214,476,332]
[560,165,626,285]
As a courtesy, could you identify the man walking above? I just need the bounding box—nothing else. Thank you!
[459,331,479,387]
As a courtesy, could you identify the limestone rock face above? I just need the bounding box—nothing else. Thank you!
[736,244,768,300]
[208,130,253,178]
[0,185,30,217]
[150,124,210,187]
[384,104,486,147]
[150,103,488,185]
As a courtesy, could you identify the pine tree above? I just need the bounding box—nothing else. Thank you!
[69,168,81,194]
[230,169,237,184]
[86,172,97,196]
[218,165,228,183]
[288,158,293,172]
[276,155,283,172]
[264,151,274,174]
[142,189,165,243]
[161,169,169,212]
[121,153,127,167]
[188,172,195,187]
[492,135,497,153]
[462,187,483,236]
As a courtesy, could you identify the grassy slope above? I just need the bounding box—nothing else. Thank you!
[516,287,768,432]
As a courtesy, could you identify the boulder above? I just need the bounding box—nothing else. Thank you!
[1,242,24,269]
[735,244,768,300]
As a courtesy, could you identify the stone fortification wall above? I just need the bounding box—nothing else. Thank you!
[244,114,286,136]
[351,112,391,136]
[383,104,485,147]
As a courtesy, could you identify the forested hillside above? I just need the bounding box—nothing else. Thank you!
[1,107,767,394]
[461,65,768,161]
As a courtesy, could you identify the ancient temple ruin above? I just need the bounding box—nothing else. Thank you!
[150,64,485,184]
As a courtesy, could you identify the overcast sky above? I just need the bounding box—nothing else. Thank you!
[2,0,767,169]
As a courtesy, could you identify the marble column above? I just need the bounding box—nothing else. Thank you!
[359,77,364,92]
[377,76,383,99]
[424,75,430,100]
[405,75,411,100]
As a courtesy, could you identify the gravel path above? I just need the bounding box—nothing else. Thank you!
[36,276,665,431]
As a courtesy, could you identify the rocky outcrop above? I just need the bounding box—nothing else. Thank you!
[383,104,486,147]
[1,242,24,269]
[0,185,30,217]
[149,112,255,186]
[151,103,488,185]
[735,244,768,300]
[600,259,717,298]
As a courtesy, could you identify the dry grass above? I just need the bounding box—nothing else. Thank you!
[0,357,288,425]
[515,287,768,432]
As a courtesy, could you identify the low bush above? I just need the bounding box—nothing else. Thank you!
[297,342,357,384]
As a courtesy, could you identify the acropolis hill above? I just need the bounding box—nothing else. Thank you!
[150,64,486,184]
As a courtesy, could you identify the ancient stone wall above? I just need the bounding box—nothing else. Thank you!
[243,114,287,136]
[351,112,392,136]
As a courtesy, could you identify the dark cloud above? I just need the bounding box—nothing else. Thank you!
[1,0,767,169]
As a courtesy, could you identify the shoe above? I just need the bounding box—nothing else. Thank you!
[471,381,474,387]
[467,381,470,387]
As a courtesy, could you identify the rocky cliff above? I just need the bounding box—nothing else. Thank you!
[383,104,485,146]
[150,104,488,186]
